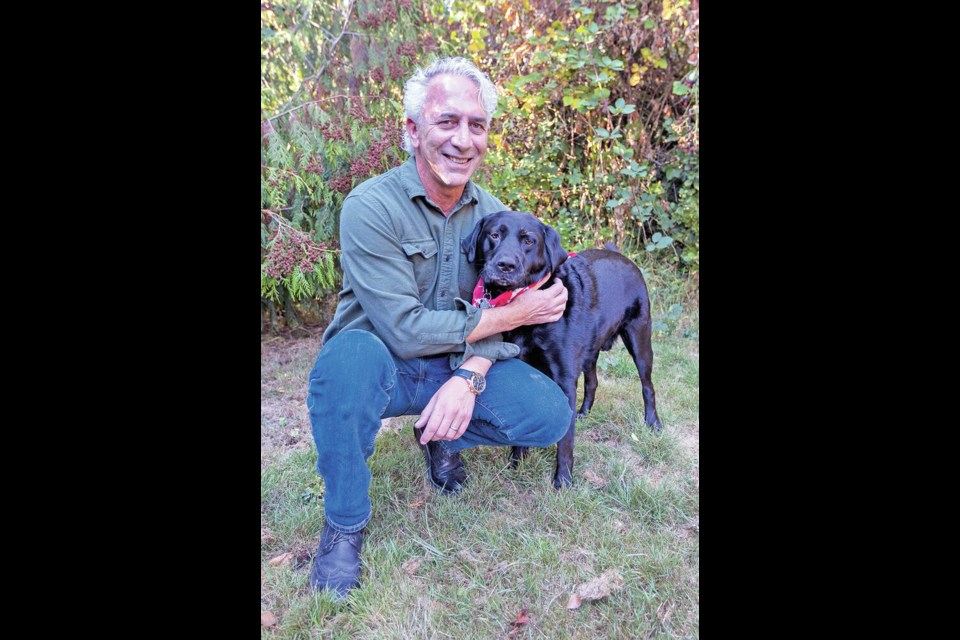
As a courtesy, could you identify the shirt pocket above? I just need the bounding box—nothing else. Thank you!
[401,238,439,296]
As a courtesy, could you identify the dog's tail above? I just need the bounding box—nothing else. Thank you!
[603,242,621,253]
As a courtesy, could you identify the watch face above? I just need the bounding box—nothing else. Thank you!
[472,372,486,393]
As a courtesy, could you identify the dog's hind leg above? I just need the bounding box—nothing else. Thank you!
[553,379,580,488]
[578,355,600,417]
[619,318,662,431]
[553,411,577,488]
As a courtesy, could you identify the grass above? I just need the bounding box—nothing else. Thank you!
[261,289,699,639]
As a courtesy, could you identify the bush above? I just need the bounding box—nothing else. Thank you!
[260,0,699,327]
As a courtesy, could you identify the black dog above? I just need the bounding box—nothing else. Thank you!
[462,210,662,488]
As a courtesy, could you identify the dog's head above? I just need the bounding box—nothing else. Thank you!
[461,210,567,295]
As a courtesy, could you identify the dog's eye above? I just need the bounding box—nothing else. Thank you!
[522,237,535,246]
[489,232,500,240]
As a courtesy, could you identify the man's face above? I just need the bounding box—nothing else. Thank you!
[407,74,489,195]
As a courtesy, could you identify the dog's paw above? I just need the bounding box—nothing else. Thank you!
[553,469,573,489]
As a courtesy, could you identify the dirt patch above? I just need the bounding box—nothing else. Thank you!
[676,419,699,490]
[261,334,324,465]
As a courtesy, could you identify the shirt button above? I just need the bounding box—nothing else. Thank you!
[445,255,450,262]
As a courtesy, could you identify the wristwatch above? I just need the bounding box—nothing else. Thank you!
[452,368,486,396]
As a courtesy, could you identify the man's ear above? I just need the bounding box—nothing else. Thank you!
[462,218,486,264]
[405,117,420,150]
[541,220,567,272]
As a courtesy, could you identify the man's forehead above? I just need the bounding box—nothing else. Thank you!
[424,75,484,114]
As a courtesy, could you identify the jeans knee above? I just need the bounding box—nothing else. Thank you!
[310,330,392,380]
[307,331,395,411]
[523,384,572,447]
[545,403,574,444]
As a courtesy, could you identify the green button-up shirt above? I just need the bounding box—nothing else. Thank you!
[322,158,520,368]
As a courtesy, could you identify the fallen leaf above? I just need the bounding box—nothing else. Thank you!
[507,608,530,636]
[576,569,624,602]
[566,593,582,609]
[268,552,293,567]
[261,611,278,627]
[583,470,607,487]
[408,499,425,508]
[402,557,423,576]
[457,549,480,565]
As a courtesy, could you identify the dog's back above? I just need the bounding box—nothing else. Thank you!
[508,249,651,372]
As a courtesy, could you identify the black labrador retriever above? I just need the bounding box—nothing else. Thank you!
[463,210,662,488]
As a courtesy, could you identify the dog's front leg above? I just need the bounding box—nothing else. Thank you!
[509,446,529,466]
[554,385,579,488]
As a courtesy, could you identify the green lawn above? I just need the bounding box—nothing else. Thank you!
[261,301,699,639]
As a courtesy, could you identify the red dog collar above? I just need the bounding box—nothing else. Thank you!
[472,253,577,308]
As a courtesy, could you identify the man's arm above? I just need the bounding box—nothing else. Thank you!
[416,282,568,443]
[466,281,568,343]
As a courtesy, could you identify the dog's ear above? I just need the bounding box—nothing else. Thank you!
[462,218,486,264]
[541,220,567,272]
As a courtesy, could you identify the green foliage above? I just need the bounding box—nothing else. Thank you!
[260,0,700,319]
[652,303,684,336]
[445,0,699,267]
[260,0,449,309]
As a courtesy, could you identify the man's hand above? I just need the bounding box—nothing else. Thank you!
[466,280,568,343]
[510,280,568,326]
[415,377,476,443]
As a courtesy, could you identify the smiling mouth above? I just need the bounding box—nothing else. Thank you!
[444,154,473,165]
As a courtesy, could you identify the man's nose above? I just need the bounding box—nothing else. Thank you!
[451,121,471,148]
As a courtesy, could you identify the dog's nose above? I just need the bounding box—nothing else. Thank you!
[496,260,516,274]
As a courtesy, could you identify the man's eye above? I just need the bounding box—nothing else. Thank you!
[437,120,456,128]
[470,122,486,133]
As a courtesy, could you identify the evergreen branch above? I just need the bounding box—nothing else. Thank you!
[265,95,352,122]
[273,0,356,119]
[262,209,341,253]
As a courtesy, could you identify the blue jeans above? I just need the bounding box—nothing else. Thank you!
[307,330,572,533]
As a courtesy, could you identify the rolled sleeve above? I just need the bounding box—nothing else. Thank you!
[446,300,520,369]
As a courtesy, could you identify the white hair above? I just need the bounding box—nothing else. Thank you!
[401,57,499,156]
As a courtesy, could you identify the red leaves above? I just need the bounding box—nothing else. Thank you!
[507,608,530,637]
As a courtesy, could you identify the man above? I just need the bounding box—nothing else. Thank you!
[306,57,571,600]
